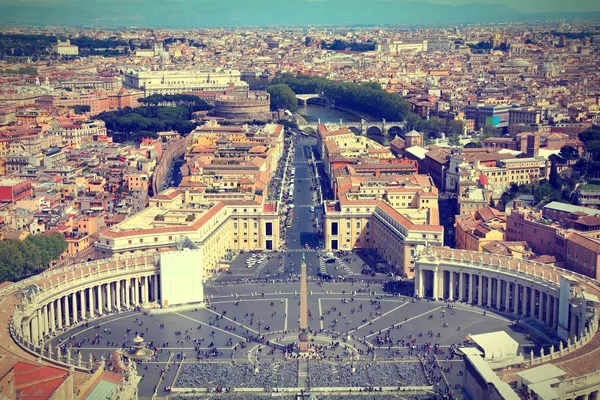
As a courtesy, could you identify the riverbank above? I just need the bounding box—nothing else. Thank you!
[295,103,377,124]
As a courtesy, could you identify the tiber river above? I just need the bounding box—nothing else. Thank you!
[296,104,396,146]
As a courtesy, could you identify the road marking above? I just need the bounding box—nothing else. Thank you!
[364,306,443,339]
[175,313,247,339]
[71,346,234,350]
[47,312,135,344]
[318,298,324,330]
[284,298,288,331]
[350,302,409,333]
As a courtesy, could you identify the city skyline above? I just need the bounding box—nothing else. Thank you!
[1,0,600,27]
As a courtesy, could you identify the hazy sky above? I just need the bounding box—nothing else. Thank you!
[1,0,599,26]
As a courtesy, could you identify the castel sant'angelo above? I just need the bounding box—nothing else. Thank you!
[214,84,271,122]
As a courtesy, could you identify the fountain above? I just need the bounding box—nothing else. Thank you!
[123,335,154,360]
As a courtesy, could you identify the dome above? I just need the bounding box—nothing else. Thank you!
[405,129,422,137]
[504,58,531,68]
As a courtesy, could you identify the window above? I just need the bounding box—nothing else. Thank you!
[331,222,338,236]
[244,223,248,229]
[346,222,351,229]
[140,239,143,243]
[356,221,361,229]
[128,240,132,244]
[234,222,238,229]
[253,222,258,229]
[154,237,158,242]
[169,236,172,240]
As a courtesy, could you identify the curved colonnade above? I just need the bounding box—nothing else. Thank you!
[415,246,600,399]
[0,247,599,398]
[7,254,161,371]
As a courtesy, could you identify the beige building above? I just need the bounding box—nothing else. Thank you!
[123,69,246,96]
[53,39,79,55]
[324,174,443,277]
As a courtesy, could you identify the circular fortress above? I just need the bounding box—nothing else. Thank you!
[214,91,270,122]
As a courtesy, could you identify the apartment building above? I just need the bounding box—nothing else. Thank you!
[455,206,506,252]
[505,201,600,280]
[46,120,108,146]
[324,174,443,277]
[465,104,512,130]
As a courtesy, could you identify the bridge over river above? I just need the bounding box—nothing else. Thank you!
[299,118,406,136]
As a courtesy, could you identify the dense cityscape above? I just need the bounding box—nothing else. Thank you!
[0,11,599,400]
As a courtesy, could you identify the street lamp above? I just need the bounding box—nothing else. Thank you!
[344,316,351,340]
[257,319,264,340]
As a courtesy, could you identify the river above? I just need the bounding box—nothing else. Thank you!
[297,104,393,146]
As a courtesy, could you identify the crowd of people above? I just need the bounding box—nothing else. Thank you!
[175,361,299,389]
[171,396,436,400]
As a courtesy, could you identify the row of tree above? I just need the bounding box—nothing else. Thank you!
[270,74,411,121]
[0,233,68,283]
[138,94,212,112]
[0,33,56,58]
[0,66,38,75]
[320,39,376,52]
[96,94,212,142]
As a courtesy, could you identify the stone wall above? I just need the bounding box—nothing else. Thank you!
[214,97,270,122]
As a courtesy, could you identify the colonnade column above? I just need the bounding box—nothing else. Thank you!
[144,277,150,304]
[538,292,544,321]
[40,308,47,338]
[486,277,492,307]
[448,272,455,301]
[553,297,559,329]
[56,296,63,330]
[153,275,159,303]
[43,305,49,337]
[72,291,78,324]
[522,286,529,317]
[459,272,465,301]
[505,281,511,311]
[97,284,103,315]
[433,270,439,300]
[496,278,502,309]
[513,284,519,315]
[64,293,70,326]
[125,278,131,308]
[49,300,55,333]
[468,274,473,303]
[31,314,39,344]
[530,289,536,317]
[107,282,113,312]
[115,280,121,310]
[81,288,86,320]
[477,276,483,306]
[132,278,137,306]
[545,295,553,326]
[88,286,94,318]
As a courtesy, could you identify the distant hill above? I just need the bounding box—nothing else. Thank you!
[1,0,599,27]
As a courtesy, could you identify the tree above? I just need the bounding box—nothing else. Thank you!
[0,233,67,283]
[448,134,461,146]
[447,120,465,136]
[71,105,91,115]
[585,140,600,161]
[482,126,500,137]
[549,161,561,190]
[267,84,298,113]
[579,129,600,143]
[559,145,580,162]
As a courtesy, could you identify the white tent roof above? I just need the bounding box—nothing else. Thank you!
[470,331,518,360]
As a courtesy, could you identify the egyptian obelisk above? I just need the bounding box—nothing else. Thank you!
[298,252,309,353]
